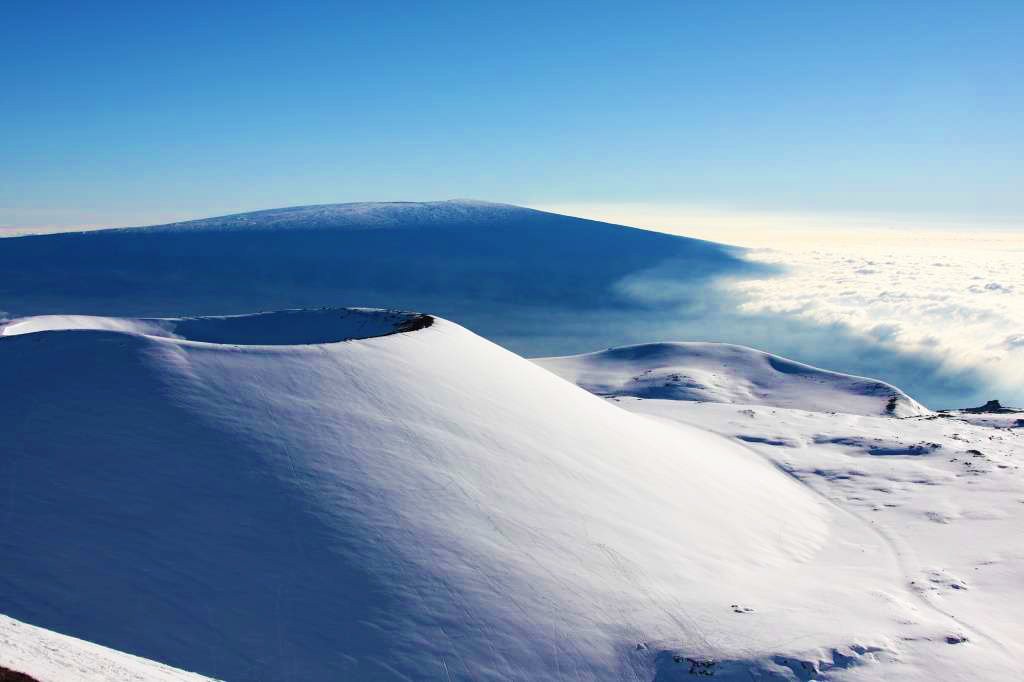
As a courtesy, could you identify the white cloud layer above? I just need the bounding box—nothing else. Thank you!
[728,229,1024,404]
[539,203,1024,406]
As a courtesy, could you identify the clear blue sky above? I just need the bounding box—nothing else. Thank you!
[3,1,1022,228]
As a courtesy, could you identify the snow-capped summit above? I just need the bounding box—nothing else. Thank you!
[0,307,966,681]
[535,341,930,417]
[0,201,761,361]
[120,199,534,233]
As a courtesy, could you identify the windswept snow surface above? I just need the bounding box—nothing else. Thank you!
[541,346,1024,680]
[0,614,217,682]
[0,308,972,681]
[535,342,929,417]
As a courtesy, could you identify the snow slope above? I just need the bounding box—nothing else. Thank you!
[116,199,531,233]
[0,614,217,682]
[0,307,967,681]
[542,348,1024,680]
[535,342,929,417]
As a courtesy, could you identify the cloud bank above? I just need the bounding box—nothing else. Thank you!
[536,202,1024,408]
[727,230,1024,407]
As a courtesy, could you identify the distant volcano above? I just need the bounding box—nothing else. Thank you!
[0,200,764,356]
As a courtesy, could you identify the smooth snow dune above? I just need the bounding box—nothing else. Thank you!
[0,614,217,682]
[0,308,923,680]
[536,342,929,417]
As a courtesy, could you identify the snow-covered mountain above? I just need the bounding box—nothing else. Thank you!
[0,200,762,359]
[1,307,1003,681]
[0,614,216,682]
[546,347,1024,682]
[535,342,929,417]
[118,199,531,232]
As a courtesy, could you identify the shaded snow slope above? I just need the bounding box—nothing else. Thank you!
[0,614,216,682]
[118,199,527,233]
[0,308,948,680]
[0,200,764,359]
[536,342,929,417]
[1,308,431,346]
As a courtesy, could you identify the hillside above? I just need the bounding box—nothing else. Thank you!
[0,200,762,359]
[0,307,964,681]
[535,342,929,417]
[544,345,1024,682]
[0,615,215,682]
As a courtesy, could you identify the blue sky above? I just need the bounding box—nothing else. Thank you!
[2,1,1022,228]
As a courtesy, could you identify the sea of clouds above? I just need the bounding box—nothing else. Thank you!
[730,229,1024,407]
[541,203,1024,408]
[5,203,1022,408]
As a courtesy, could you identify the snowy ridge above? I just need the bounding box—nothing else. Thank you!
[0,307,965,680]
[535,341,930,417]
[114,199,534,233]
[0,614,216,682]
[0,308,432,345]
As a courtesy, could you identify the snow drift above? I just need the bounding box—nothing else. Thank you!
[0,307,925,680]
[536,342,929,417]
